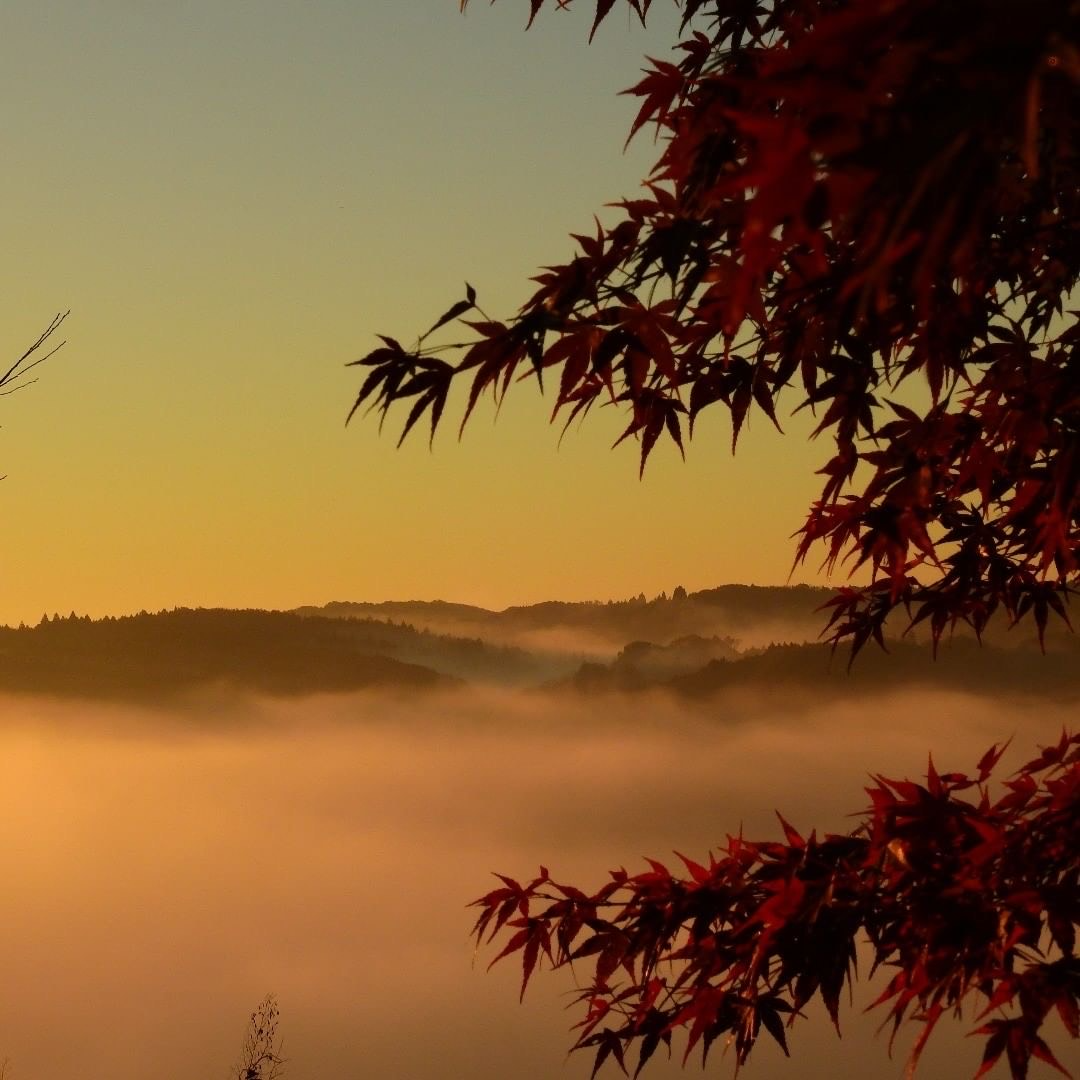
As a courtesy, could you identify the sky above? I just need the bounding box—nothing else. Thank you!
[2,1,836,627]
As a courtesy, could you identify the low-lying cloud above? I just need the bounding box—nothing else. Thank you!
[0,686,1073,1079]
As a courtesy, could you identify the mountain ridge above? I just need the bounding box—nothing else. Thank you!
[2,587,1074,703]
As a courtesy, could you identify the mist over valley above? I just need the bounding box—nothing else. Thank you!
[6,584,1077,703]
[0,587,1075,1079]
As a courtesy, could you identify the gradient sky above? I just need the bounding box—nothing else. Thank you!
[2,1,837,627]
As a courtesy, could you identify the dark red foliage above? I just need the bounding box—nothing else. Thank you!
[349,3,1080,1074]
[349,0,1079,655]
[471,733,1080,1079]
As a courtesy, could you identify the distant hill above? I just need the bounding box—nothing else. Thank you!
[0,609,461,700]
[561,635,1080,701]
[562,635,740,692]
[295,584,834,655]
[3,587,1075,703]
[298,584,1075,655]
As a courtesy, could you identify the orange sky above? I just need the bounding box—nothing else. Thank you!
[1,3,840,627]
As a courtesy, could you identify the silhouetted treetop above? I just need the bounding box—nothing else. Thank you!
[349,0,1079,656]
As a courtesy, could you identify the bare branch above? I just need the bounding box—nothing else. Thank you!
[233,994,286,1080]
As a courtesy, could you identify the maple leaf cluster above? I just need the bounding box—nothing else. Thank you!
[347,5,1080,1075]
[349,0,1079,654]
[471,733,1080,1079]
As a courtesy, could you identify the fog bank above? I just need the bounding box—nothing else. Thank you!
[0,687,1073,1079]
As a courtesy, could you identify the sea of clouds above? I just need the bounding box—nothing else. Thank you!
[0,685,1074,1079]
